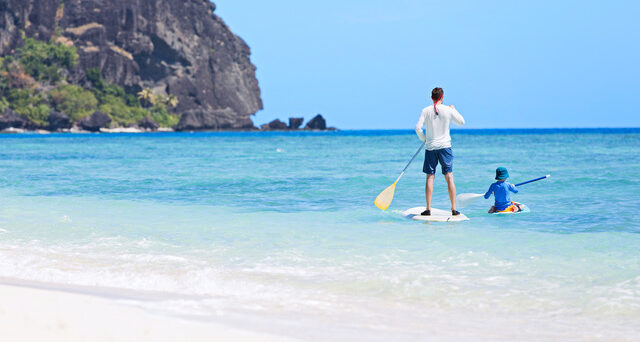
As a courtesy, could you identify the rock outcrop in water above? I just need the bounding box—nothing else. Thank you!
[304,114,327,130]
[266,119,288,130]
[138,117,159,130]
[258,114,336,131]
[288,117,303,129]
[47,111,72,131]
[0,108,26,130]
[0,0,262,130]
[79,111,111,132]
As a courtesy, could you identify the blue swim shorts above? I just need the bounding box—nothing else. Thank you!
[423,148,453,174]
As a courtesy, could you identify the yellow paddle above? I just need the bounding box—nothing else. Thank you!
[375,141,426,210]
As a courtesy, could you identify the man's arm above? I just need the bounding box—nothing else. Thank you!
[448,105,465,126]
[415,109,427,141]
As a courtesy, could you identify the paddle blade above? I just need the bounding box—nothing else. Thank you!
[456,193,484,208]
[375,182,396,210]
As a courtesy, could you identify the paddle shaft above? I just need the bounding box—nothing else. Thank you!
[395,141,426,183]
[515,175,550,187]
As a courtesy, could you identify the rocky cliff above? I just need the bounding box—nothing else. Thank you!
[0,0,262,130]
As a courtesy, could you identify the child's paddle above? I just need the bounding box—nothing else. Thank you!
[456,175,550,208]
[374,141,426,210]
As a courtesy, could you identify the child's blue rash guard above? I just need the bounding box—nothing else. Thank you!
[484,181,519,211]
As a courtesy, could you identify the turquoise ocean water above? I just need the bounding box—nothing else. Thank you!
[0,129,639,341]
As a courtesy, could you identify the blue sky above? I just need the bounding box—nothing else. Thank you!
[215,1,639,129]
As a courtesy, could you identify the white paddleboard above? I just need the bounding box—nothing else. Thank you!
[403,207,469,222]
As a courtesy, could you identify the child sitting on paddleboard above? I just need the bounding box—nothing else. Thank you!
[484,167,524,213]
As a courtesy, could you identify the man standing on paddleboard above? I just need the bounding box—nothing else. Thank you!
[415,87,465,216]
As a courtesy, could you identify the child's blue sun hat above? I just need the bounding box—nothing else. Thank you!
[495,167,509,180]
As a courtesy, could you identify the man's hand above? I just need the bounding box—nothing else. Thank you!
[449,105,455,109]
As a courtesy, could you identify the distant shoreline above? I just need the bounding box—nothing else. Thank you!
[0,127,340,135]
[1,127,637,136]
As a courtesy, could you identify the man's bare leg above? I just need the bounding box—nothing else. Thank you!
[444,172,457,211]
[425,174,435,210]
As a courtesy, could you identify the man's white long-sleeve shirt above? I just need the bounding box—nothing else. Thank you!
[415,105,465,150]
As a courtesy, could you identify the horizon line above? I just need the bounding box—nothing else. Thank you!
[336,127,640,131]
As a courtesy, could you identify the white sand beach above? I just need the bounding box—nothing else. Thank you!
[0,283,294,342]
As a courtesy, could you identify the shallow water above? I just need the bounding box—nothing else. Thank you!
[0,130,639,341]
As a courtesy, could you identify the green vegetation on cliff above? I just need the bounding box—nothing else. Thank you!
[0,38,179,130]
[49,84,97,121]
[17,37,77,82]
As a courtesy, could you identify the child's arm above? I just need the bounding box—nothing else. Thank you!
[484,184,494,199]
[509,183,519,193]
